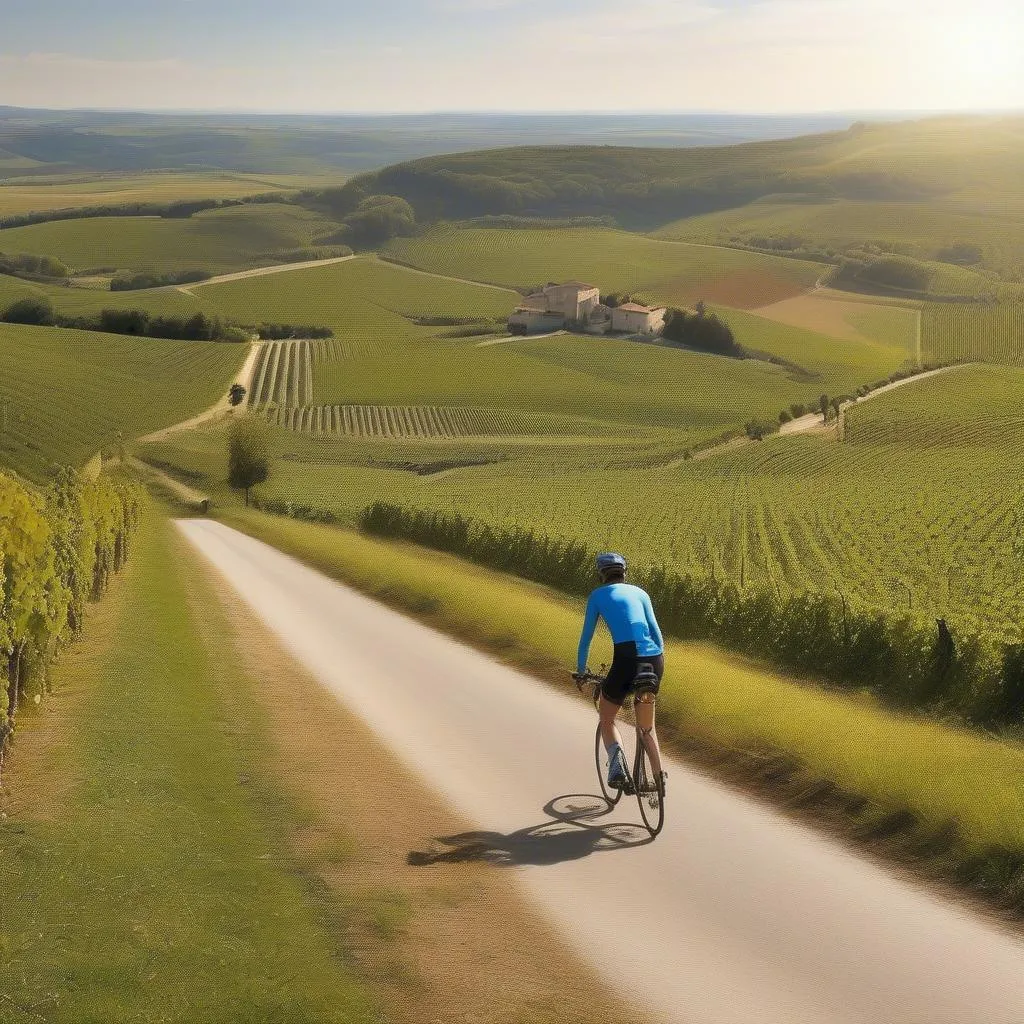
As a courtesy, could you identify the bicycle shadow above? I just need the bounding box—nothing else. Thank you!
[406,793,652,867]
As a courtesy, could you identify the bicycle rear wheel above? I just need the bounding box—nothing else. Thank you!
[595,724,624,806]
[633,731,665,836]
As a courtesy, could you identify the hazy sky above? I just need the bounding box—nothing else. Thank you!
[2,0,1022,113]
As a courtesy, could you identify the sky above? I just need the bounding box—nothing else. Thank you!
[1,0,1022,113]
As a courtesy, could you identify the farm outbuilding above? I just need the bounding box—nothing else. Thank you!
[610,302,667,335]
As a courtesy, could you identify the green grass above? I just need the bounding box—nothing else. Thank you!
[0,323,245,481]
[0,507,377,1021]
[654,197,1024,283]
[382,226,824,309]
[0,203,342,274]
[220,508,1024,870]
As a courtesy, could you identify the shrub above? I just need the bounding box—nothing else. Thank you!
[110,269,212,291]
[779,409,793,424]
[745,419,778,440]
[2,297,56,326]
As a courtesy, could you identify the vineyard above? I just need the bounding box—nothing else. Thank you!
[923,301,1024,365]
[0,203,342,275]
[204,364,1024,643]
[264,403,533,438]
[195,255,518,358]
[248,340,327,407]
[0,469,142,762]
[0,323,247,482]
[383,225,824,310]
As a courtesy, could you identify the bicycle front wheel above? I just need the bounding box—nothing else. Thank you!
[595,724,623,806]
[633,732,665,836]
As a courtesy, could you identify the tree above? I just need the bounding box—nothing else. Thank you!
[343,195,416,248]
[819,394,830,423]
[662,307,744,358]
[228,383,247,407]
[227,417,270,506]
[2,297,55,326]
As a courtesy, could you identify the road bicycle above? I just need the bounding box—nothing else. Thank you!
[573,665,666,837]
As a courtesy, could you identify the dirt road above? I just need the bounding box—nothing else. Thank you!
[135,341,261,445]
[178,254,358,293]
[178,519,1024,1024]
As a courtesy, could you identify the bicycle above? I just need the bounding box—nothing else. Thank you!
[573,665,666,837]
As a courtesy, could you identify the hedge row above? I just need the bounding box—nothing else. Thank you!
[250,494,339,524]
[0,469,142,768]
[0,193,287,231]
[359,502,1024,728]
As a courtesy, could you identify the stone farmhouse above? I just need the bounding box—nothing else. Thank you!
[508,281,666,336]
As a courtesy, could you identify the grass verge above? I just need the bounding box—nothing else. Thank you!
[220,507,1024,920]
[0,503,378,1022]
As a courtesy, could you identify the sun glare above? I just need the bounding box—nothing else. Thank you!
[930,9,1023,103]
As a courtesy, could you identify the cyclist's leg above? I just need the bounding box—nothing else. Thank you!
[598,694,625,751]
[634,689,664,777]
[599,644,632,752]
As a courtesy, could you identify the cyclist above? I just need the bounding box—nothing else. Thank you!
[574,552,666,791]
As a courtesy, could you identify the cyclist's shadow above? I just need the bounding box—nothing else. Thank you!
[406,794,651,867]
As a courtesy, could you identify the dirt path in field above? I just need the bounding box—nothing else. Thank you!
[134,341,261,445]
[374,255,522,295]
[126,456,209,510]
[475,329,567,347]
[667,363,969,465]
[179,519,1024,1024]
[777,363,971,439]
[183,527,633,1024]
[176,254,359,294]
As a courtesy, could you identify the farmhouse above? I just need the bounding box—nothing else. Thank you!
[611,302,667,335]
[508,281,600,332]
[508,281,666,336]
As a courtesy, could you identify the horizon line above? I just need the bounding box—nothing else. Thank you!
[3,104,1022,119]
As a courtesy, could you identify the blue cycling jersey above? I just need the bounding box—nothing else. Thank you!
[576,583,664,673]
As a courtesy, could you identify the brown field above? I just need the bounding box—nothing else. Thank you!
[654,267,813,310]
[754,291,919,346]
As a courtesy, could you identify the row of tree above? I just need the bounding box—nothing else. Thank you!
[360,501,1024,728]
[0,298,333,344]
[1,469,142,772]
[0,298,249,342]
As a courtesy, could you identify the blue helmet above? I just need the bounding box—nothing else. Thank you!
[596,552,627,576]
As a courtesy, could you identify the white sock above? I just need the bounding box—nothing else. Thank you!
[606,741,622,765]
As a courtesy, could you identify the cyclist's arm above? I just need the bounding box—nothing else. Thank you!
[643,592,664,650]
[576,595,600,674]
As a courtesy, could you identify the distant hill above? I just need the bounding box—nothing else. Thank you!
[0,109,858,179]
[334,116,1024,230]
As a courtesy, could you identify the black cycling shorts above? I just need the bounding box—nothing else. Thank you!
[601,642,665,707]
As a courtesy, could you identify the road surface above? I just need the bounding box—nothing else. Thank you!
[177,253,358,293]
[179,519,1024,1024]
